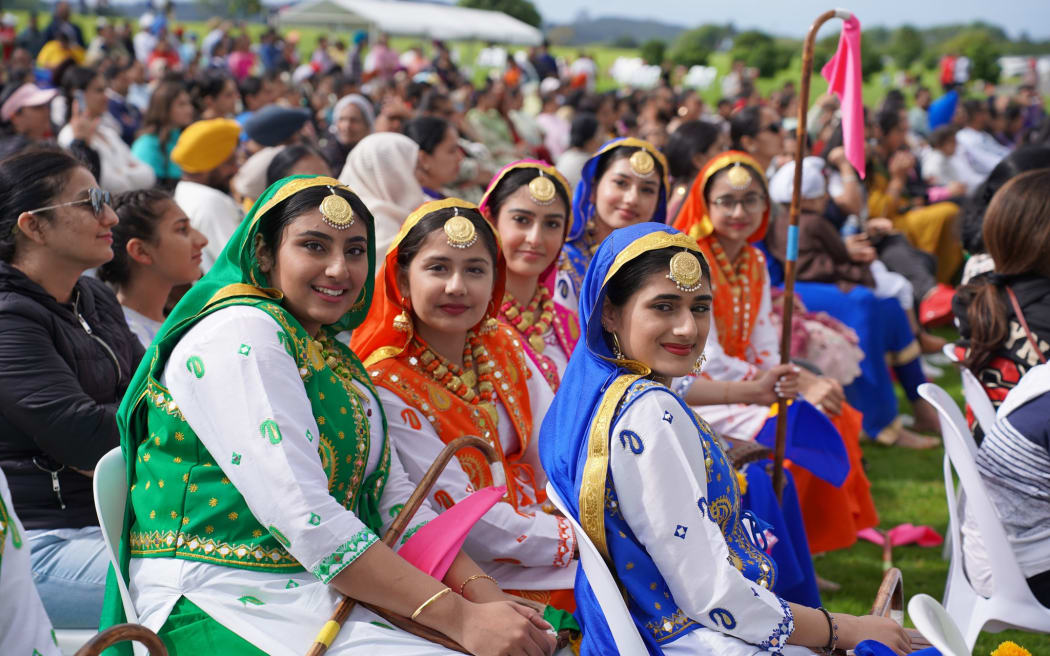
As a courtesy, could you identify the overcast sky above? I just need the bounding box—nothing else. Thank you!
[533,0,1050,39]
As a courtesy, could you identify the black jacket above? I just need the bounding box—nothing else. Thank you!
[0,262,143,529]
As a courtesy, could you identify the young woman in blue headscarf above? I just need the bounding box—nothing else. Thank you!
[539,223,910,655]
[553,137,668,331]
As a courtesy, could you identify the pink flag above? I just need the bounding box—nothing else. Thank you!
[821,16,866,179]
[398,485,507,580]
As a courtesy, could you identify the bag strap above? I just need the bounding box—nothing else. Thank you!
[1005,285,1048,364]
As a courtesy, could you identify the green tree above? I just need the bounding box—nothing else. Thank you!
[457,0,542,28]
[611,35,639,49]
[943,29,1002,83]
[640,39,666,66]
[860,34,885,81]
[197,0,262,18]
[731,30,790,77]
[668,28,712,67]
[889,25,923,70]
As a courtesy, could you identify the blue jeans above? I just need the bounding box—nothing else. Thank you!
[27,526,108,629]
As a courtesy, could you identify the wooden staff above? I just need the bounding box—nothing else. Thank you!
[773,8,855,501]
[305,435,505,656]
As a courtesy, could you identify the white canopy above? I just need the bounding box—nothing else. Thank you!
[276,0,543,46]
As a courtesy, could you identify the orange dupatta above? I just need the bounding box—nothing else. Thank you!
[673,151,771,361]
[351,199,545,511]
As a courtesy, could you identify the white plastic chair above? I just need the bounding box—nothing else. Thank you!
[545,482,648,654]
[907,593,971,656]
[918,383,1050,648]
[943,343,960,363]
[959,367,996,438]
[93,447,139,624]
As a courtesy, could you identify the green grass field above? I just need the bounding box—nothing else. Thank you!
[815,327,1050,654]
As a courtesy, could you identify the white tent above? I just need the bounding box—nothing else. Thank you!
[276,0,543,45]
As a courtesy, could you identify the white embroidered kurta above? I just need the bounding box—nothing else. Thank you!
[0,470,59,656]
[378,352,577,592]
[172,181,244,273]
[129,307,453,656]
[686,271,779,440]
[610,391,810,655]
[540,325,570,381]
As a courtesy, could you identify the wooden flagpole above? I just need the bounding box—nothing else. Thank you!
[772,8,855,501]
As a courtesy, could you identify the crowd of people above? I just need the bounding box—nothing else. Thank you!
[1,3,1049,655]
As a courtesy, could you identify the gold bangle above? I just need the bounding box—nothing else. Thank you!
[410,587,452,621]
[457,573,498,596]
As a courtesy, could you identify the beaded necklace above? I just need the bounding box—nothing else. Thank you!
[409,333,498,425]
[500,285,555,354]
[708,237,757,360]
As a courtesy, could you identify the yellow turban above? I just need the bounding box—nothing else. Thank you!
[171,119,241,174]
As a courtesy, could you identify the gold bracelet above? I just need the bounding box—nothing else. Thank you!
[410,587,452,621]
[457,573,498,596]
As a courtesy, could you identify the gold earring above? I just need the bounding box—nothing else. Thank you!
[393,310,411,332]
[693,353,706,375]
[611,333,625,360]
[479,316,499,334]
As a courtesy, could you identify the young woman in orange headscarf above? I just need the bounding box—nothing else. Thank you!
[672,151,878,556]
[480,160,580,389]
[352,199,577,610]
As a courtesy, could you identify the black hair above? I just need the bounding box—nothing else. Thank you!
[0,147,85,262]
[403,116,452,155]
[961,144,1050,253]
[569,112,599,149]
[256,185,374,255]
[238,75,263,102]
[190,70,233,113]
[605,246,711,307]
[59,65,100,125]
[875,107,902,137]
[882,89,906,114]
[962,98,986,121]
[102,58,133,81]
[593,144,665,186]
[664,120,721,180]
[418,90,451,116]
[395,207,498,272]
[98,189,173,286]
[265,144,330,187]
[485,167,570,219]
[929,125,958,149]
[729,105,761,149]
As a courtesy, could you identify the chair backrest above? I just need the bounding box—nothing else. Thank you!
[917,384,1033,597]
[907,593,971,656]
[93,446,138,623]
[959,368,995,439]
[545,482,648,654]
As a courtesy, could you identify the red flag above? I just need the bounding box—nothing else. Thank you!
[821,16,866,179]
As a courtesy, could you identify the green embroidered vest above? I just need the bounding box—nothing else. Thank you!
[127,298,390,574]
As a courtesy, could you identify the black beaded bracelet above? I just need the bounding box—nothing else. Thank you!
[817,606,838,655]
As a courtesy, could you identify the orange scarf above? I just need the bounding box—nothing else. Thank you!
[673,151,771,360]
[352,199,542,509]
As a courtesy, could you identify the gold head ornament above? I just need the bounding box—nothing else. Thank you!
[444,209,478,249]
[629,149,656,178]
[319,186,355,229]
[726,163,753,191]
[528,173,557,206]
[666,250,704,292]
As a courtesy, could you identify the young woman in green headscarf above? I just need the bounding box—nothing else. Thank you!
[100,175,558,656]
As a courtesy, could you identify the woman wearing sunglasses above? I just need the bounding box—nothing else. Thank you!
[0,147,144,630]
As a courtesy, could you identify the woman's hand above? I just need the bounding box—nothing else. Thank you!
[69,99,101,142]
[887,151,915,180]
[457,600,557,656]
[865,217,894,237]
[837,614,911,655]
[797,368,844,416]
[844,234,877,263]
[748,364,800,405]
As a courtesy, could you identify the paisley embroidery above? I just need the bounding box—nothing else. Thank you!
[618,429,644,454]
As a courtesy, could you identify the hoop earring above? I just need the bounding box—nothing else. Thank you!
[611,333,625,360]
[692,353,706,375]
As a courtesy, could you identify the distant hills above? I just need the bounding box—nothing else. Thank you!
[544,15,686,47]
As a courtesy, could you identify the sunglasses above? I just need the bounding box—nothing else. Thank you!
[762,121,783,134]
[29,187,113,217]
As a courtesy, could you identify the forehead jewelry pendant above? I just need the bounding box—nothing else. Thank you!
[629,149,656,178]
[667,250,703,292]
[444,210,478,249]
[726,163,753,191]
[528,172,557,205]
[319,186,355,229]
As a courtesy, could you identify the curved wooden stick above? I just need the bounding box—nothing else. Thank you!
[773,7,855,501]
[74,623,168,656]
[305,435,504,656]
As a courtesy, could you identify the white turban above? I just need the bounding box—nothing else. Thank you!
[769,156,827,204]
